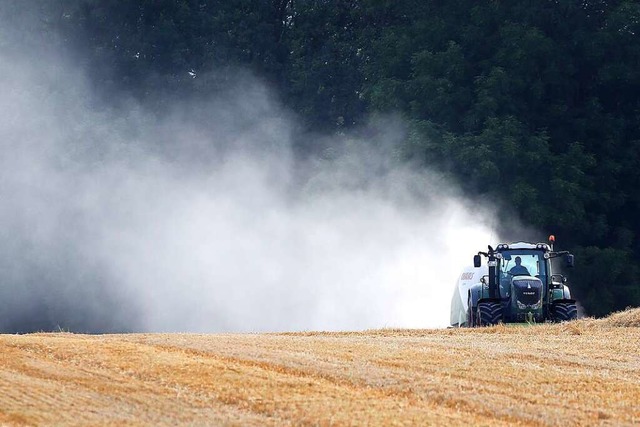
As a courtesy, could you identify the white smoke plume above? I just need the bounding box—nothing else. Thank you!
[0,13,497,333]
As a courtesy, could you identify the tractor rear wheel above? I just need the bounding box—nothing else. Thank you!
[551,302,577,322]
[477,301,502,326]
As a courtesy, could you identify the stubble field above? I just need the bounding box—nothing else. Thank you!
[1,309,639,426]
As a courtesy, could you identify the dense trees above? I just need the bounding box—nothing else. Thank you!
[13,0,640,316]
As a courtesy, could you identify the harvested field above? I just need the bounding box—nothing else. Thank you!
[1,310,640,426]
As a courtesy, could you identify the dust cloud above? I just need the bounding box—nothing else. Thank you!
[0,18,497,334]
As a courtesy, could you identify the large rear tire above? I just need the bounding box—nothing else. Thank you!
[551,302,577,322]
[477,301,502,326]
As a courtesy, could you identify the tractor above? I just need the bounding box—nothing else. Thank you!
[450,237,577,327]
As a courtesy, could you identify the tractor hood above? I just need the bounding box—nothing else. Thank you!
[511,276,543,309]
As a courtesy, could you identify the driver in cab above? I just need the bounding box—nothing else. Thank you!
[509,256,530,276]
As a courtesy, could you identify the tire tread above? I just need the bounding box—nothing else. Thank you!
[477,302,502,326]
[552,302,578,322]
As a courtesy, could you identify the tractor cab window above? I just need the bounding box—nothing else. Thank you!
[499,251,547,279]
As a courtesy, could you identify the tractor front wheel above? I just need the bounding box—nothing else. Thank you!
[551,302,578,322]
[477,301,502,326]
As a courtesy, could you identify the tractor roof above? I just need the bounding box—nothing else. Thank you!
[496,241,551,251]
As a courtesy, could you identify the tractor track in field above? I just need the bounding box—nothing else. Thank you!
[1,311,640,426]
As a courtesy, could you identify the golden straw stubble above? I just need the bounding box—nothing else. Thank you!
[0,309,639,426]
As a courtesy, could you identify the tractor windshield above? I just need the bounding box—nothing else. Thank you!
[499,250,547,279]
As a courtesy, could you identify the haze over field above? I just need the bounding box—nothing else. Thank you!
[0,7,508,334]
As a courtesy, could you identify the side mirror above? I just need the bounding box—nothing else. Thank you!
[473,255,481,268]
[565,254,575,268]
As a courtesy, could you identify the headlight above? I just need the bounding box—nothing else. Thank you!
[517,300,542,310]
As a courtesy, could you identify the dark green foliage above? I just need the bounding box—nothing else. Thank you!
[571,246,640,317]
[356,0,640,315]
[283,0,368,130]
[12,0,640,316]
[55,0,293,106]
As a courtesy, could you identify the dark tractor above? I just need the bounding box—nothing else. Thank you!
[466,239,577,327]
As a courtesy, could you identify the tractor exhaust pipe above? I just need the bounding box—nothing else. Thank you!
[487,245,499,299]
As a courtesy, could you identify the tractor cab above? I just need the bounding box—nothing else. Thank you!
[493,243,551,322]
